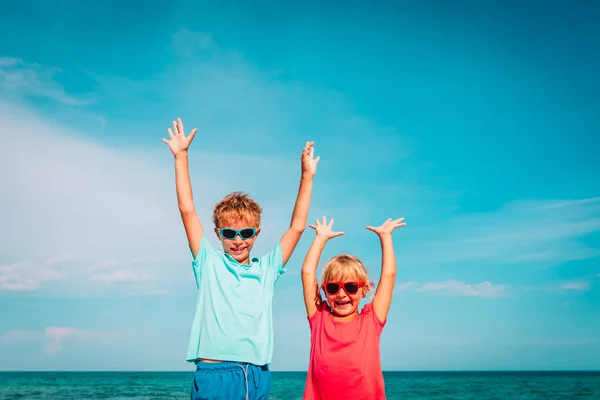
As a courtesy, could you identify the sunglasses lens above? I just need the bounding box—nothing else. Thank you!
[344,282,359,294]
[325,283,340,294]
[221,229,236,239]
[240,228,255,239]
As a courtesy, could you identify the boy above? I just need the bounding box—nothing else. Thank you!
[162,118,319,400]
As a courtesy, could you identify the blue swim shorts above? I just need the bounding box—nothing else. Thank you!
[190,361,271,400]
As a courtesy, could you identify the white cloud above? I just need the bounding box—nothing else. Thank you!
[523,280,594,293]
[0,103,177,294]
[0,330,40,342]
[415,279,509,298]
[0,255,76,291]
[560,281,591,291]
[0,57,94,105]
[0,30,409,297]
[0,100,305,295]
[171,29,215,57]
[5,28,594,301]
[406,198,600,267]
[402,336,597,348]
[538,339,595,346]
[394,281,418,292]
[89,259,157,283]
[85,28,407,171]
[90,269,153,283]
[44,326,117,354]
[1,327,120,355]
[400,278,594,297]
[533,197,600,211]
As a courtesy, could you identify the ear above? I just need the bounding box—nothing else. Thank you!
[214,227,220,240]
[361,286,368,298]
[255,227,261,238]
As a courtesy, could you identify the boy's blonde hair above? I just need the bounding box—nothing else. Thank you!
[212,191,263,228]
[321,254,375,298]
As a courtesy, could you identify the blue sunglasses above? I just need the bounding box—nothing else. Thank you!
[219,228,257,240]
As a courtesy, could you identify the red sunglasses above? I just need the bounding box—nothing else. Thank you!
[322,281,365,295]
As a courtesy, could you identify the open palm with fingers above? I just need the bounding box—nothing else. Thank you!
[301,141,320,177]
[366,218,406,236]
[309,216,344,239]
[162,118,198,156]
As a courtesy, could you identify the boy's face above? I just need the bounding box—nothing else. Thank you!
[214,218,260,265]
[323,272,366,319]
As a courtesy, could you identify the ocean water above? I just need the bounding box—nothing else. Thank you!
[0,371,599,399]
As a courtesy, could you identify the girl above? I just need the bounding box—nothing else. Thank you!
[301,216,406,400]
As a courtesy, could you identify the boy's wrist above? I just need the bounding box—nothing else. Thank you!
[301,171,315,180]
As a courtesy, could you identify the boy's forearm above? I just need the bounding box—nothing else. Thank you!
[379,234,397,278]
[289,174,314,232]
[174,151,195,213]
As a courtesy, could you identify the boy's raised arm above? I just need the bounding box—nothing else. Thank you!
[163,118,204,259]
[301,217,344,318]
[368,218,406,323]
[280,142,320,266]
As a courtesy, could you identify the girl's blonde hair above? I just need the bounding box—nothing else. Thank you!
[321,254,375,300]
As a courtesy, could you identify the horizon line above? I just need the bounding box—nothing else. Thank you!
[2,369,600,373]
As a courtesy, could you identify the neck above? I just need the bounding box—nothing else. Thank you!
[331,310,359,322]
[226,253,251,265]
[235,254,251,265]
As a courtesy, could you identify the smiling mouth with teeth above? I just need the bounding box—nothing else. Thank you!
[335,300,351,307]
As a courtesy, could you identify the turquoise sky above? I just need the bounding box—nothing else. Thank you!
[1,0,599,371]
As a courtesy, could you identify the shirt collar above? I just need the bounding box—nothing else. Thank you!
[224,252,259,268]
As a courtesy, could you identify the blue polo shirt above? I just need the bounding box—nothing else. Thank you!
[185,235,285,366]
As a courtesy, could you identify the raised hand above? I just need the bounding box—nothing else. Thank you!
[162,118,198,156]
[366,218,406,236]
[309,216,344,239]
[301,141,320,177]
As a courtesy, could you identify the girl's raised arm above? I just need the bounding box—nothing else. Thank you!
[368,218,406,323]
[301,217,344,318]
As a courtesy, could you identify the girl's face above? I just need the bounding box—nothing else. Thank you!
[322,273,367,320]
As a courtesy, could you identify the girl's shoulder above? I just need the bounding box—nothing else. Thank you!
[317,301,330,313]
[360,302,386,327]
[359,302,375,314]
